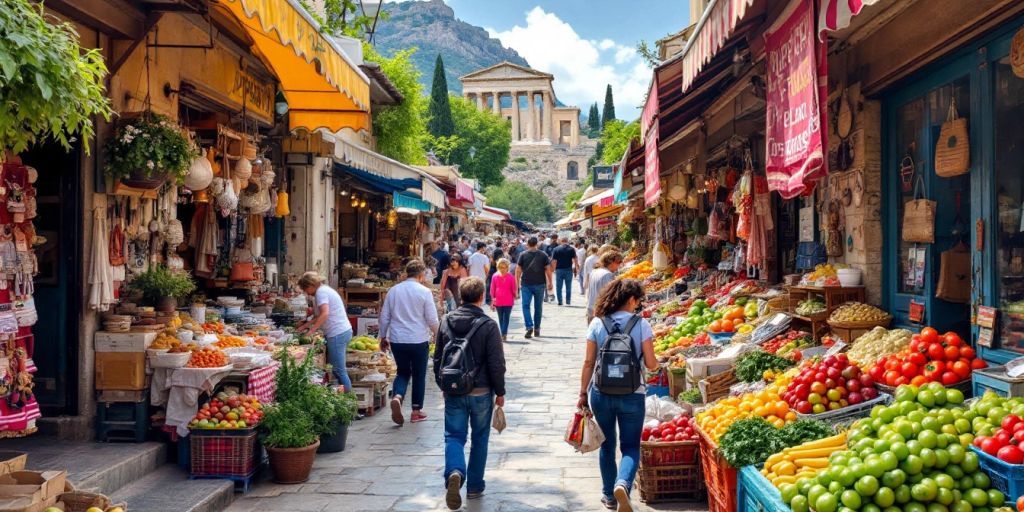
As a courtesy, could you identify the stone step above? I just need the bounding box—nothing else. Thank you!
[3,437,165,496]
[109,465,235,512]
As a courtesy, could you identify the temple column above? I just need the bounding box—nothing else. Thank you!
[491,91,501,115]
[475,93,484,110]
[526,91,536,141]
[510,91,521,141]
[542,91,553,142]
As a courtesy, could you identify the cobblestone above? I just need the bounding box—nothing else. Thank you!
[229,290,709,511]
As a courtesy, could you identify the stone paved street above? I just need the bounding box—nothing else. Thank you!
[228,289,709,512]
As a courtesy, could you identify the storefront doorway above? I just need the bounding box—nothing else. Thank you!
[19,142,82,415]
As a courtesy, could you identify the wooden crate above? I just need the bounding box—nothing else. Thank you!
[95,352,147,390]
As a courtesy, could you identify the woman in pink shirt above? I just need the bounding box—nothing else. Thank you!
[490,258,517,342]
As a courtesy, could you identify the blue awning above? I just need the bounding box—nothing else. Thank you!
[393,192,433,212]
[334,162,421,194]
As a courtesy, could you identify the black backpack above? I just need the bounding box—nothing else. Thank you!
[438,316,488,395]
[594,315,643,395]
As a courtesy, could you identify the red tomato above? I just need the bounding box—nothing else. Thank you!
[941,371,960,385]
[927,343,946,361]
[869,365,885,382]
[893,376,910,387]
[910,375,928,387]
[641,430,652,441]
[884,370,902,386]
[960,346,976,360]
[900,362,920,377]
[885,359,900,371]
[923,361,946,381]
[971,358,988,370]
[920,327,939,344]
[1016,495,1024,512]
[908,352,927,366]
[1002,415,1023,432]
[951,360,971,379]
[943,332,963,347]
[944,345,961,361]
[981,437,1002,456]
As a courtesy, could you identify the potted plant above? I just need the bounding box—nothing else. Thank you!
[260,350,335,482]
[105,112,197,189]
[128,265,196,312]
[316,388,358,453]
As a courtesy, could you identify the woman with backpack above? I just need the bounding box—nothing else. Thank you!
[576,278,658,511]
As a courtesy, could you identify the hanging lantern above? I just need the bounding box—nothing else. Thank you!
[387,209,398,229]
[359,199,367,208]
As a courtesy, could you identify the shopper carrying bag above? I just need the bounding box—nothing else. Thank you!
[576,279,659,512]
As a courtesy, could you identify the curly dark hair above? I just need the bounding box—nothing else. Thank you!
[593,278,645,318]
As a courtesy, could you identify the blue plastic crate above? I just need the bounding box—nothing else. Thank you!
[737,465,788,512]
[969,446,1023,504]
[972,366,1024,398]
[646,385,670,397]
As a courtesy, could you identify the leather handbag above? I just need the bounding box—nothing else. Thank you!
[934,99,969,177]
[229,249,256,282]
[902,177,936,244]
[936,243,971,303]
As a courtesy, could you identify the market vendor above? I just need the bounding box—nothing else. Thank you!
[297,272,353,392]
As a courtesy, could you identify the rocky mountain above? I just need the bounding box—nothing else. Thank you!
[373,0,530,95]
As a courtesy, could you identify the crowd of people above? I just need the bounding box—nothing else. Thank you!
[301,230,647,511]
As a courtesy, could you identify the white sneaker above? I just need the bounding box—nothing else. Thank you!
[613,484,633,512]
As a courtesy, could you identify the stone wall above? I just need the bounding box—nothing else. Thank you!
[502,139,597,214]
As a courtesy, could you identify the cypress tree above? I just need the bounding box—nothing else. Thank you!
[588,103,600,136]
[427,54,454,137]
[601,85,616,128]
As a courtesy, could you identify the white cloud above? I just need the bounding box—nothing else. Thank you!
[489,7,650,118]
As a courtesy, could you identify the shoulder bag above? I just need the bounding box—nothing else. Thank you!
[902,176,936,244]
[935,98,970,177]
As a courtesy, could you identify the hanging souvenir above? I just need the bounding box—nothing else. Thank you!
[900,151,916,192]
[902,176,936,244]
[183,149,214,191]
[934,98,969,177]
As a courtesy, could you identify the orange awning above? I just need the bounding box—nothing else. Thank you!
[218,0,371,132]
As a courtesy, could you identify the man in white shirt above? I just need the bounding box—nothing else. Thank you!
[467,242,491,281]
[574,240,587,291]
[380,259,440,424]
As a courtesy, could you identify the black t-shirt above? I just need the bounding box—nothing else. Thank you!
[516,250,550,286]
[551,244,577,270]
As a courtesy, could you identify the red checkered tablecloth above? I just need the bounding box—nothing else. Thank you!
[247,362,279,403]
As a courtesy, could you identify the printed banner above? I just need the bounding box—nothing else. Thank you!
[764,0,828,199]
[644,119,661,207]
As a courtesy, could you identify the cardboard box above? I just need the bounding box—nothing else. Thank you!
[0,454,26,477]
[94,331,157,352]
[95,352,147,390]
[0,470,66,512]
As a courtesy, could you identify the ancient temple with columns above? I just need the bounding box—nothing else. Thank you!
[460,62,582,147]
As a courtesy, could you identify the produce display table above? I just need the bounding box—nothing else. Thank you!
[786,285,865,340]
[151,363,279,436]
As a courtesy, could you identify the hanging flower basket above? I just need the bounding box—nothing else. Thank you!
[104,112,197,189]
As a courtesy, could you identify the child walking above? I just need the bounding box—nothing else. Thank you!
[489,258,516,342]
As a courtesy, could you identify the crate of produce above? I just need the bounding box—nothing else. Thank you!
[189,428,261,479]
[699,368,738,404]
[972,366,1024,398]
[668,368,688,400]
[737,465,788,512]
[697,427,737,512]
[970,445,1024,501]
[640,440,699,467]
[637,464,703,503]
[795,393,892,425]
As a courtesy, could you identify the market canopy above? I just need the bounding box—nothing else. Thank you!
[818,0,881,40]
[393,192,433,212]
[218,0,371,133]
[334,139,445,209]
[578,188,615,207]
[681,0,755,92]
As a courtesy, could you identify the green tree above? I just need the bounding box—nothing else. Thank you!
[363,45,427,164]
[0,0,113,153]
[602,85,616,128]
[587,103,601,138]
[485,181,555,223]
[427,55,454,138]
[426,96,510,187]
[600,119,640,165]
[636,40,660,68]
[298,0,383,38]
[564,189,583,211]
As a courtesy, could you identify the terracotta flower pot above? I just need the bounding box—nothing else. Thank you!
[266,440,320,484]
[155,296,177,313]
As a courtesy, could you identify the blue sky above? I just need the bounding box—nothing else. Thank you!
[389,1,692,118]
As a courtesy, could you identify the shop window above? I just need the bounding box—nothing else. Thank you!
[894,97,925,295]
[567,161,579,181]
[994,59,1024,353]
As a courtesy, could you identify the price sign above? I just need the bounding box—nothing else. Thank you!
[909,300,925,324]
[977,306,997,329]
[977,327,994,348]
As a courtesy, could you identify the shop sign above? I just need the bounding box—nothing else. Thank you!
[764,0,827,199]
[593,165,615,189]
[231,69,275,121]
[644,119,661,207]
[977,306,998,329]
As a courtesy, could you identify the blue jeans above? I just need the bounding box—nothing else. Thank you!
[391,342,429,410]
[555,269,573,304]
[495,306,512,337]
[588,390,645,500]
[326,330,353,391]
[444,393,494,493]
[485,274,493,305]
[520,284,545,330]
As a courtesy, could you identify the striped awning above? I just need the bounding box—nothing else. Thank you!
[818,0,881,40]
[681,0,755,93]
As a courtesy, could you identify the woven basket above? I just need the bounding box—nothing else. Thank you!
[57,491,127,512]
[827,315,892,330]
[267,441,320,484]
